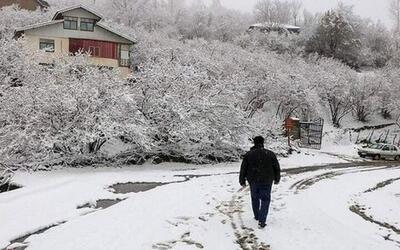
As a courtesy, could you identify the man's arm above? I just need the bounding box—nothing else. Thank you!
[239,154,248,186]
[271,152,281,184]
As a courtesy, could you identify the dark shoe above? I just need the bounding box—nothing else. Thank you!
[258,222,266,228]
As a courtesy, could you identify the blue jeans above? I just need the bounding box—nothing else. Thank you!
[249,182,273,225]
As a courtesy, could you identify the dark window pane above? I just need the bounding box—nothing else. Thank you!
[64,16,78,30]
[80,18,95,31]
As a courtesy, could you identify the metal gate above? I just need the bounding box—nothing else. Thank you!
[299,118,324,150]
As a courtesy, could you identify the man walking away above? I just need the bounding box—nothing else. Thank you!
[239,136,281,228]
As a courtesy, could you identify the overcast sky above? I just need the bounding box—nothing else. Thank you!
[206,0,393,28]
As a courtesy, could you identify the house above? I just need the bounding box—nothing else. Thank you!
[0,0,49,11]
[15,5,135,76]
[249,23,301,34]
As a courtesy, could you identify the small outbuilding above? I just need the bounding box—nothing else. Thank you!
[249,23,301,34]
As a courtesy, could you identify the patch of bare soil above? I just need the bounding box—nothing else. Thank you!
[110,182,166,194]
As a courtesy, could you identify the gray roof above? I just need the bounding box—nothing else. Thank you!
[15,20,63,32]
[15,20,136,44]
[37,0,49,8]
[96,23,136,44]
[52,5,103,21]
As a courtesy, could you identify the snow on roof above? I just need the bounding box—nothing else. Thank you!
[250,22,300,30]
[15,20,136,44]
[15,20,63,32]
[283,24,301,30]
[51,5,103,20]
[96,22,136,44]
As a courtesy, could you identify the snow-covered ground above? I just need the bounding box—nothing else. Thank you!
[1,150,400,250]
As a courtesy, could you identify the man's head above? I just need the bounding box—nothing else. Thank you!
[253,136,264,145]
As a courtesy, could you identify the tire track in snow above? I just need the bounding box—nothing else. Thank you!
[289,165,400,192]
[284,163,400,248]
[349,176,400,245]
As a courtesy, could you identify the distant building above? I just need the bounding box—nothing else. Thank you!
[249,23,301,34]
[0,0,49,11]
[15,5,136,76]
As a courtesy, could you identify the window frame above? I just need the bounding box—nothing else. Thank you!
[88,46,100,57]
[63,16,78,30]
[39,39,55,52]
[80,18,95,32]
[118,44,131,67]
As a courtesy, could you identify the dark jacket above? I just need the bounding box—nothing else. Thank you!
[239,145,281,185]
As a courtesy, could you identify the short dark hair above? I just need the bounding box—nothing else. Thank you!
[253,136,264,145]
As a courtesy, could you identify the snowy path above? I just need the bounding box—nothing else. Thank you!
[1,160,400,250]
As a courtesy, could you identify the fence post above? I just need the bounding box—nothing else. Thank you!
[384,130,390,143]
[368,130,375,143]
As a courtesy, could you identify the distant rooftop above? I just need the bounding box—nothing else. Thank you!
[37,0,49,8]
[249,23,301,33]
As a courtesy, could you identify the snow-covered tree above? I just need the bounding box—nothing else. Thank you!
[310,57,355,127]
[0,6,50,39]
[254,0,293,24]
[290,0,302,26]
[350,74,382,122]
[359,21,393,67]
[389,0,400,34]
[305,9,361,67]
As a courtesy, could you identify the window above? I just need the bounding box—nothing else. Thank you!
[119,44,130,67]
[88,46,100,57]
[39,39,55,52]
[64,16,78,30]
[80,18,95,31]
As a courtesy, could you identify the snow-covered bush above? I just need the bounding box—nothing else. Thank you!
[0,41,148,166]
[235,31,305,56]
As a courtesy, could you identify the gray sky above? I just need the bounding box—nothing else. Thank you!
[206,0,393,28]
